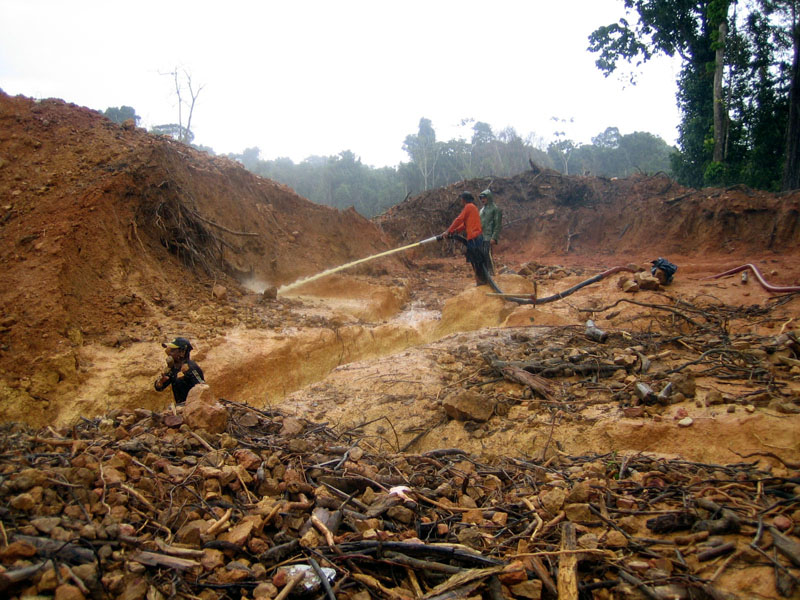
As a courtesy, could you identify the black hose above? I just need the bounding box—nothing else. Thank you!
[501,266,636,305]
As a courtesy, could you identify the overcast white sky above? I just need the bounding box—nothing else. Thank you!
[0,0,682,168]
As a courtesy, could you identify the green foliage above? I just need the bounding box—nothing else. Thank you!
[103,105,140,125]
[547,139,578,175]
[589,0,800,191]
[703,160,727,185]
[228,120,674,217]
[568,129,676,177]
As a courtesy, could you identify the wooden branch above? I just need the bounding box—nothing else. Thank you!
[206,508,233,536]
[353,573,414,600]
[0,561,48,591]
[187,207,261,237]
[11,535,95,563]
[275,572,306,600]
[155,539,206,558]
[769,526,800,567]
[499,365,556,401]
[384,551,464,574]
[130,550,200,571]
[557,522,578,600]
[421,566,505,600]
[528,555,557,597]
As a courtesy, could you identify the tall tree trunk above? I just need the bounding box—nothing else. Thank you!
[783,19,800,190]
[713,20,728,163]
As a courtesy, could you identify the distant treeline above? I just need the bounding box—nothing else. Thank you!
[101,108,674,218]
[225,119,675,217]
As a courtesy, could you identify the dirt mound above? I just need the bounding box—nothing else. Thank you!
[0,91,398,422]
[375,166,800,268]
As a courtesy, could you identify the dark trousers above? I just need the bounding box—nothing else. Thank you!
[465,235,487,282]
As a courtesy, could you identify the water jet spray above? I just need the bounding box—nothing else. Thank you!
[278,236,439,295]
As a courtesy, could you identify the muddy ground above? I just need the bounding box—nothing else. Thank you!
[1,90,798,466]
[2,91,800,599]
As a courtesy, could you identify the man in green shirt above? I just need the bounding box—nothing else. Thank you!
[479,188,502,274]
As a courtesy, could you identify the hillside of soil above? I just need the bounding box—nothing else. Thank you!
[1,89,799,429]
[375,164,800,265]
[0,91,399,424]
[2,92,800,600]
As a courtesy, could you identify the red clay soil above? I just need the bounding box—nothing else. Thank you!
[0,91,397,414]
[1,89,799,432]
[3,91,800,600]
[375,164,800,273]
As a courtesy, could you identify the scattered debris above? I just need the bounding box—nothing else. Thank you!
[1,400,799,599]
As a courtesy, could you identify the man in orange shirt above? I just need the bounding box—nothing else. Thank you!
[440,192,489,286]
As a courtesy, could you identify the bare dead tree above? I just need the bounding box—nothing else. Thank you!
[164,68,204,144]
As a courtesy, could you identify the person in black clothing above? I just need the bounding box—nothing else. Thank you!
[154,337,205,404]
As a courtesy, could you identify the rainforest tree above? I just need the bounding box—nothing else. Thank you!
[589,0,800,191]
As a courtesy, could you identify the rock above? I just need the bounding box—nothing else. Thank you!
[498,560,527,585]
[579,533,600,550]
[634,272,661,290]
[618,516,640,534]
[539,487,567,515]
[55,583,86,600]
[455,526,484,549]
[605,530,628,548]
[10,468,50,491]
[677,417,693,427]
[254,581,279,600]
[510,579,543,599]
[183,385,228,433]
[627,560,651,572]
[442,389,494,422]
[566,481,592,504]
[163,413,183,428]
[31,516,61,533]
[10,492,35,511]
[773,515,793,531]
[622,279,640,293]
[614,353,638,367]
[118,576,148,600]
[622,406,644,419]
[220,519,257,546]
[0,541,37,560]
[262,285,278,301]
[234,448,262,470]
[776,402,800,414]
[177,519,211,544]
[387,505,415,524]
[668,373,696,398]
[492,511,508,526]
[704,390,724,406]
[280,416,305,436]
[201,548,225,571]
[212,284,227,300]
[564,502,601,524]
